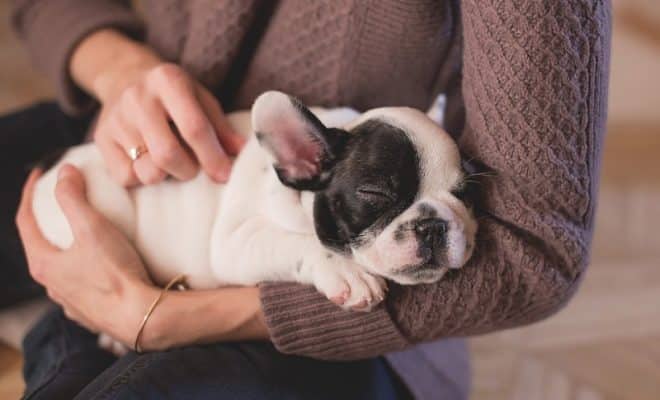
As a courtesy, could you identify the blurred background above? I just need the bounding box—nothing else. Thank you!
[1,1,659,399]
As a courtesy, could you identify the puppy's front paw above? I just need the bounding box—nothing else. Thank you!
[312,258,387,312]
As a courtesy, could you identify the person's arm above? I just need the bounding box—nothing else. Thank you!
[11,0,142,115]
[137,287,268,351]
[255,0,612,360]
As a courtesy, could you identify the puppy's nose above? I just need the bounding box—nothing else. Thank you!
[414,218,447,256]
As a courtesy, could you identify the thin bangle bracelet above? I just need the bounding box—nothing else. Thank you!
[134,274,187,353]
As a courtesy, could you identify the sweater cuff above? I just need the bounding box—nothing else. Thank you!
[15,0,143,115]
[260,282,409,361]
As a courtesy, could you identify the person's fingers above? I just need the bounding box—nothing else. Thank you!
[15,169,60,282]
[54,165,107,238]
[16,171,57,256]
[97,134,139,187]
[158,78,231,182]
[197,88,246,156]
[133,154,168,185]
[132,99,198,180]
[114,115,167,185]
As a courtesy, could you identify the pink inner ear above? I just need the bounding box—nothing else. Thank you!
[263,117,323,180]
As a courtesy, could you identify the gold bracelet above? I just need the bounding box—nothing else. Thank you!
[133,274,187,353]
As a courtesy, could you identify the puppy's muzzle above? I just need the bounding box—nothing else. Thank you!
[414,217,448,266]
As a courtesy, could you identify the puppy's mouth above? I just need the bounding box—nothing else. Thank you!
[389,262,448,285]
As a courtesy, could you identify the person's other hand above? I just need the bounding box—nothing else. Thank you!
[15,166,159,345]
[94,62,245,186]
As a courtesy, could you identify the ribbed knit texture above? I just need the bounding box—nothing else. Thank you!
[12,0,611,372]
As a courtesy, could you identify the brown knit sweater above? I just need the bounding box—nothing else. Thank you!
[12,0,610,365]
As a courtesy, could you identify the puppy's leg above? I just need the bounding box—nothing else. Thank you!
[213,217,386,311]
[301,251,387,311]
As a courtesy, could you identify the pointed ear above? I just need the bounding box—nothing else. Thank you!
[251,91,346,191]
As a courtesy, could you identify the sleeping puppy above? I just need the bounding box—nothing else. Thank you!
[2,91,477,352]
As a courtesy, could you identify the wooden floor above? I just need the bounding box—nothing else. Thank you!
[0,348,22,400]
[1,2,659,399]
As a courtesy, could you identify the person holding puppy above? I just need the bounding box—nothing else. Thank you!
[3,1,610,399]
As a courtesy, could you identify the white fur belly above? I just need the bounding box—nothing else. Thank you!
[132,173,223,289]
[32,145,226,290]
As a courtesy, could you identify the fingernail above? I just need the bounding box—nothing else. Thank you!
[215,163,233,182]
[57,165,74,181]
[213,169,228,182]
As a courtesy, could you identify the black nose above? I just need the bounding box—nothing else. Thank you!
[414,218,447,261]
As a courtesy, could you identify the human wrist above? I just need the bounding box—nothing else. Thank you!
[92,51,161,104]
[137,287,269,352]
[70,29,162,104]
[121,279,160,348]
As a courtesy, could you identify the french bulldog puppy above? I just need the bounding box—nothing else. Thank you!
[1,91,477,352]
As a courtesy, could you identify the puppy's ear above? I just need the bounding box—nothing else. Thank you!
[252,91,346,191]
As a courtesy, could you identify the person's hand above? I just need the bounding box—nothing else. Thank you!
[16,165,269,351]
[70,29,245,186]
[15,166,159,345]
[93,61,245,186]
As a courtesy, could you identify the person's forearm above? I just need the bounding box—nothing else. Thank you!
[257,0,611,361]
[70,28,162,103]
[136,285,269,351]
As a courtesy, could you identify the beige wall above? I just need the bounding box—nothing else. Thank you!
[610,0,660,126]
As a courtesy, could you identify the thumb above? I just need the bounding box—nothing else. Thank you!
[55,164,100,237]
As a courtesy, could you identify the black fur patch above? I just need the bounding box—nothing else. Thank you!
[313,119,420,252]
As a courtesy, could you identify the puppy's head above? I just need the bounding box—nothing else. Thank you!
[252,91,477,285]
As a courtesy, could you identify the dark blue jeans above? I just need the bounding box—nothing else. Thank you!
[22,308,403,399]
[1,103,409,399]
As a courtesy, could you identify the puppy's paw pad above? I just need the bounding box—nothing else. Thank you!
[349,298,371,311]
[311,258,387,311]
[329,290,350,305]
[341,272,386,311]
[312,271,350,305]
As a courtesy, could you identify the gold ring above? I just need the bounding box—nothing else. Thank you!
[128,145,148,162]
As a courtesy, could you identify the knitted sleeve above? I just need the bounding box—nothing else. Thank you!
[259,0,611,360]
[11,0,143,115]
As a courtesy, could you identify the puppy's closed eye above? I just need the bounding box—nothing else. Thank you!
[356,184,396,206]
